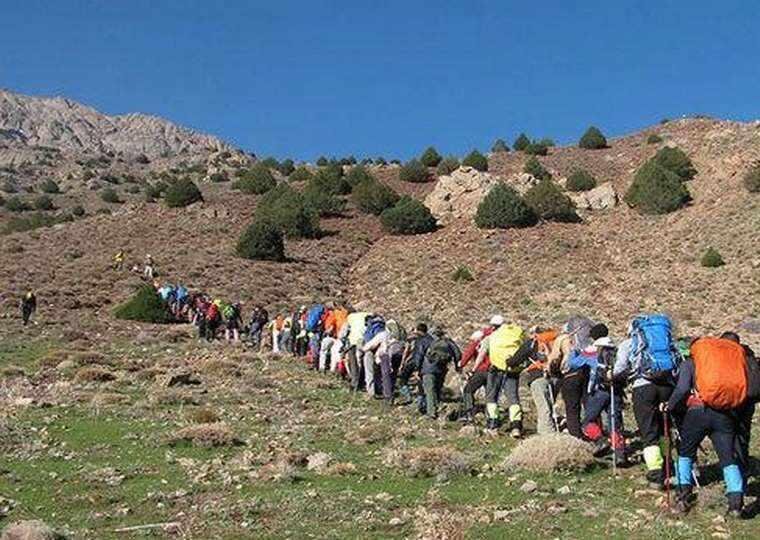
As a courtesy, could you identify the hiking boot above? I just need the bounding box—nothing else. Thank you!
[726,493,744,519]
[510,427,522,439]
[398,386,412,406]
[485,418,501,431]
[592,439,611,458]
[458,412,473,424]
[646,469,665,491]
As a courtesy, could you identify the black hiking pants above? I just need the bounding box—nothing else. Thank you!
[632,382,673,447]
[462,370,488,414]
[22,306,33,325]
[736,402,755,483]
[560,369,588,439]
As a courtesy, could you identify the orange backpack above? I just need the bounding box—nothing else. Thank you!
[691,337,748,410]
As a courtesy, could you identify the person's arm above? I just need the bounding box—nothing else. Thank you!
[667,359,694,410]
[507,340,534,370]
[449,340,462,370]
[473,339,489,371]
[459,341,478,369]
[612,340,631,381]
[363,332,385,353]
[546,336,566,372]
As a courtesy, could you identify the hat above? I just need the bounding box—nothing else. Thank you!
[489,315,505,327]
[593,337,616,349]
[470,330,484,341]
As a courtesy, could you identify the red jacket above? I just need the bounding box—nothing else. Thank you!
[459,327,493,372]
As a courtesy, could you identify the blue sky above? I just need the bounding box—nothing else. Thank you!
[2,1,759,160]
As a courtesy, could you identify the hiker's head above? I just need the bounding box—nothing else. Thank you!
[415,322,428,335]
[721,331,741,344]
[590,323,609,341]
[489,315,505,328]
[528,325,544,338]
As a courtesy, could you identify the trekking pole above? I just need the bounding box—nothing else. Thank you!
[610,382,617,476]
[663,410,672,508]
[671,422,701,490]
[547,376,559,432]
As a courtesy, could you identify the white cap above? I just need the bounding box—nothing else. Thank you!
[593,337,616,349]
[470,330,484,341]
[489,315,505,326]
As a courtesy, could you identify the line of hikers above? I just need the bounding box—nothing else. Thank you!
[146,284,758,518]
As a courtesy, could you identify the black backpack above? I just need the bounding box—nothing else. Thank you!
[425,338,453,366]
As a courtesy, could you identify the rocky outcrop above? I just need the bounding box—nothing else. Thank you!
[424,167,501,224]
[569,183,618,211]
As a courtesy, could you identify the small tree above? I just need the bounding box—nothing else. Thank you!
[236,219,286,261]
[5,196,30,212]
[579,126,608,149]
[380,197,437,235]
[165,178,203,207]
[624,160,691,215]
[259,156,280,169]
[743,164,760,193]
[524,156,551,181]
[345,165,375,189]
[311,166,351,195]
[513,133,530,151]
[289,165,313,183]
[420,147,443,167]
[71,204,86,217]
[114,285,172,323]
[278,158,295,176]
[399,159,430,183]
[646,133,663,144]
[566,170,597,192]
[375,157,387,166]
[436,156,460,176]
[475,184,537,229]
[462,150,488,172]
[34,195,55,211]
[39,179,61,194]
[2,180,18,193]
[100,188,122,204]
[524,179,580,223]
[316,156,329,167]
[524,141,549,156]
[652,147,697,181]
[700,247,725,268]
[234,164,276,195]
[257,184,320,238]
[352,178,399,215]
[491,139,509,153]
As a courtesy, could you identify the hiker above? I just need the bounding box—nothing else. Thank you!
[292,306,309,357]
[224,302,243,342]
[362,318,406,405]
[143,254,155,279]
[174,285,189,320]
[420,327,461,419]
[279,315,294,353]
[304,304,326,368]
[205,300,222,341]
[341,310,369,391]
[397,322,433,407]
[248,305,268,349]
[112,250,125,271]
[475,316,526,432]
[457,328,493,423]
[547,316,597,439]
[20,290,37,326]
[581,336,628,464]
[194,296,209,340]
[720,331,759,487]
[319,305,338,371]
[524,328,560,435]
[362,314,386,397]
[613,314,679,489]
[664,336,749,517]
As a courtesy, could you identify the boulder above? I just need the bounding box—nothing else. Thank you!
[504,172,540,195]
[424,166,501,224]
[569,183,618,211]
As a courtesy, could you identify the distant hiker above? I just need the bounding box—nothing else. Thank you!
[457,328,493,423]
[664,336,750,517]
[614,314,679,490]
[363,318,406,405]
[143,254,155,279]
[224,302,243,342]
[397,323,433,408]
[248,305,268,349]
[304,304,326,368]
[20,290,37,326]
[581,336,628,464]
[341,310,369,391]
[279,315,294,353]
[205,300,222,341]
[420,327,461,419]
[475,315,526,432]
[112,250,125,271]
[361,314,386,397]
[292,306,309,357]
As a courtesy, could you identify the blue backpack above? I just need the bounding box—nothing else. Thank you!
[305,305,325,332]
[363,316,386,343]
[567,348,598,372]
[630,314,679,381]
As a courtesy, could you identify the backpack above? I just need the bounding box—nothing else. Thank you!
[691,337,748,410]
[567,348,598,372]
[489,324,525,371]
[206,303,219,322]
[305,305,325,332]
[630,314,679,382]
[222,304,236,320]
[363,316,386,343]
[425,338,454,366]
[386,319,406,342]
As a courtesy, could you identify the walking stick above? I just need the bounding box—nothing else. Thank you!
[663,410,672,508]
[547,376,559,432]
[610,382,617,475]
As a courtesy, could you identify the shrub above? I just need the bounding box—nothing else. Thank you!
[169,422,236,447]
[5,196,31,212]
[523,156,551,181]
[701,247,725,268]
[352,178,399,215]
[303,183,346,216]
[539,138,556,147]
[100,188,121,204]
[114,285,172,323]
[491,139,509,153]
[289,165,313,183]
[646,133,663,144]
[236,219,285,262]
[39,179,61,194]
[234,164,277,194]
[278,158,295,176]
[579,126,608,149]
[398,159,430,183]
[566,169,597,192]
[1,212,71,235]
[436,156,460,176]
[652,146,697,181]
[380,197,437,235]
[257,184,320,238]
[165,178,203,207]
[475,184,537,229]
[374,157,387,166]
[513,133,530,151]
[145,180,168,201]
[34,195,55,210]
[209,171,228,183]
[260,156,280,169]
[462,150,488,172]
[72,205,86,217]
[135,153,150,164]
[744,164,760,193]
[452,265,474,282]
[524,179,580,223]
[420,146,442,167]
[624,160,691,215]
[316,156,329,166]
[524,141,549,156]
[345,165,374,189]
[503,434,595,472]
[310,165,351,195]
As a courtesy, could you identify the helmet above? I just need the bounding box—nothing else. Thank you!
[489,315,505,327]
